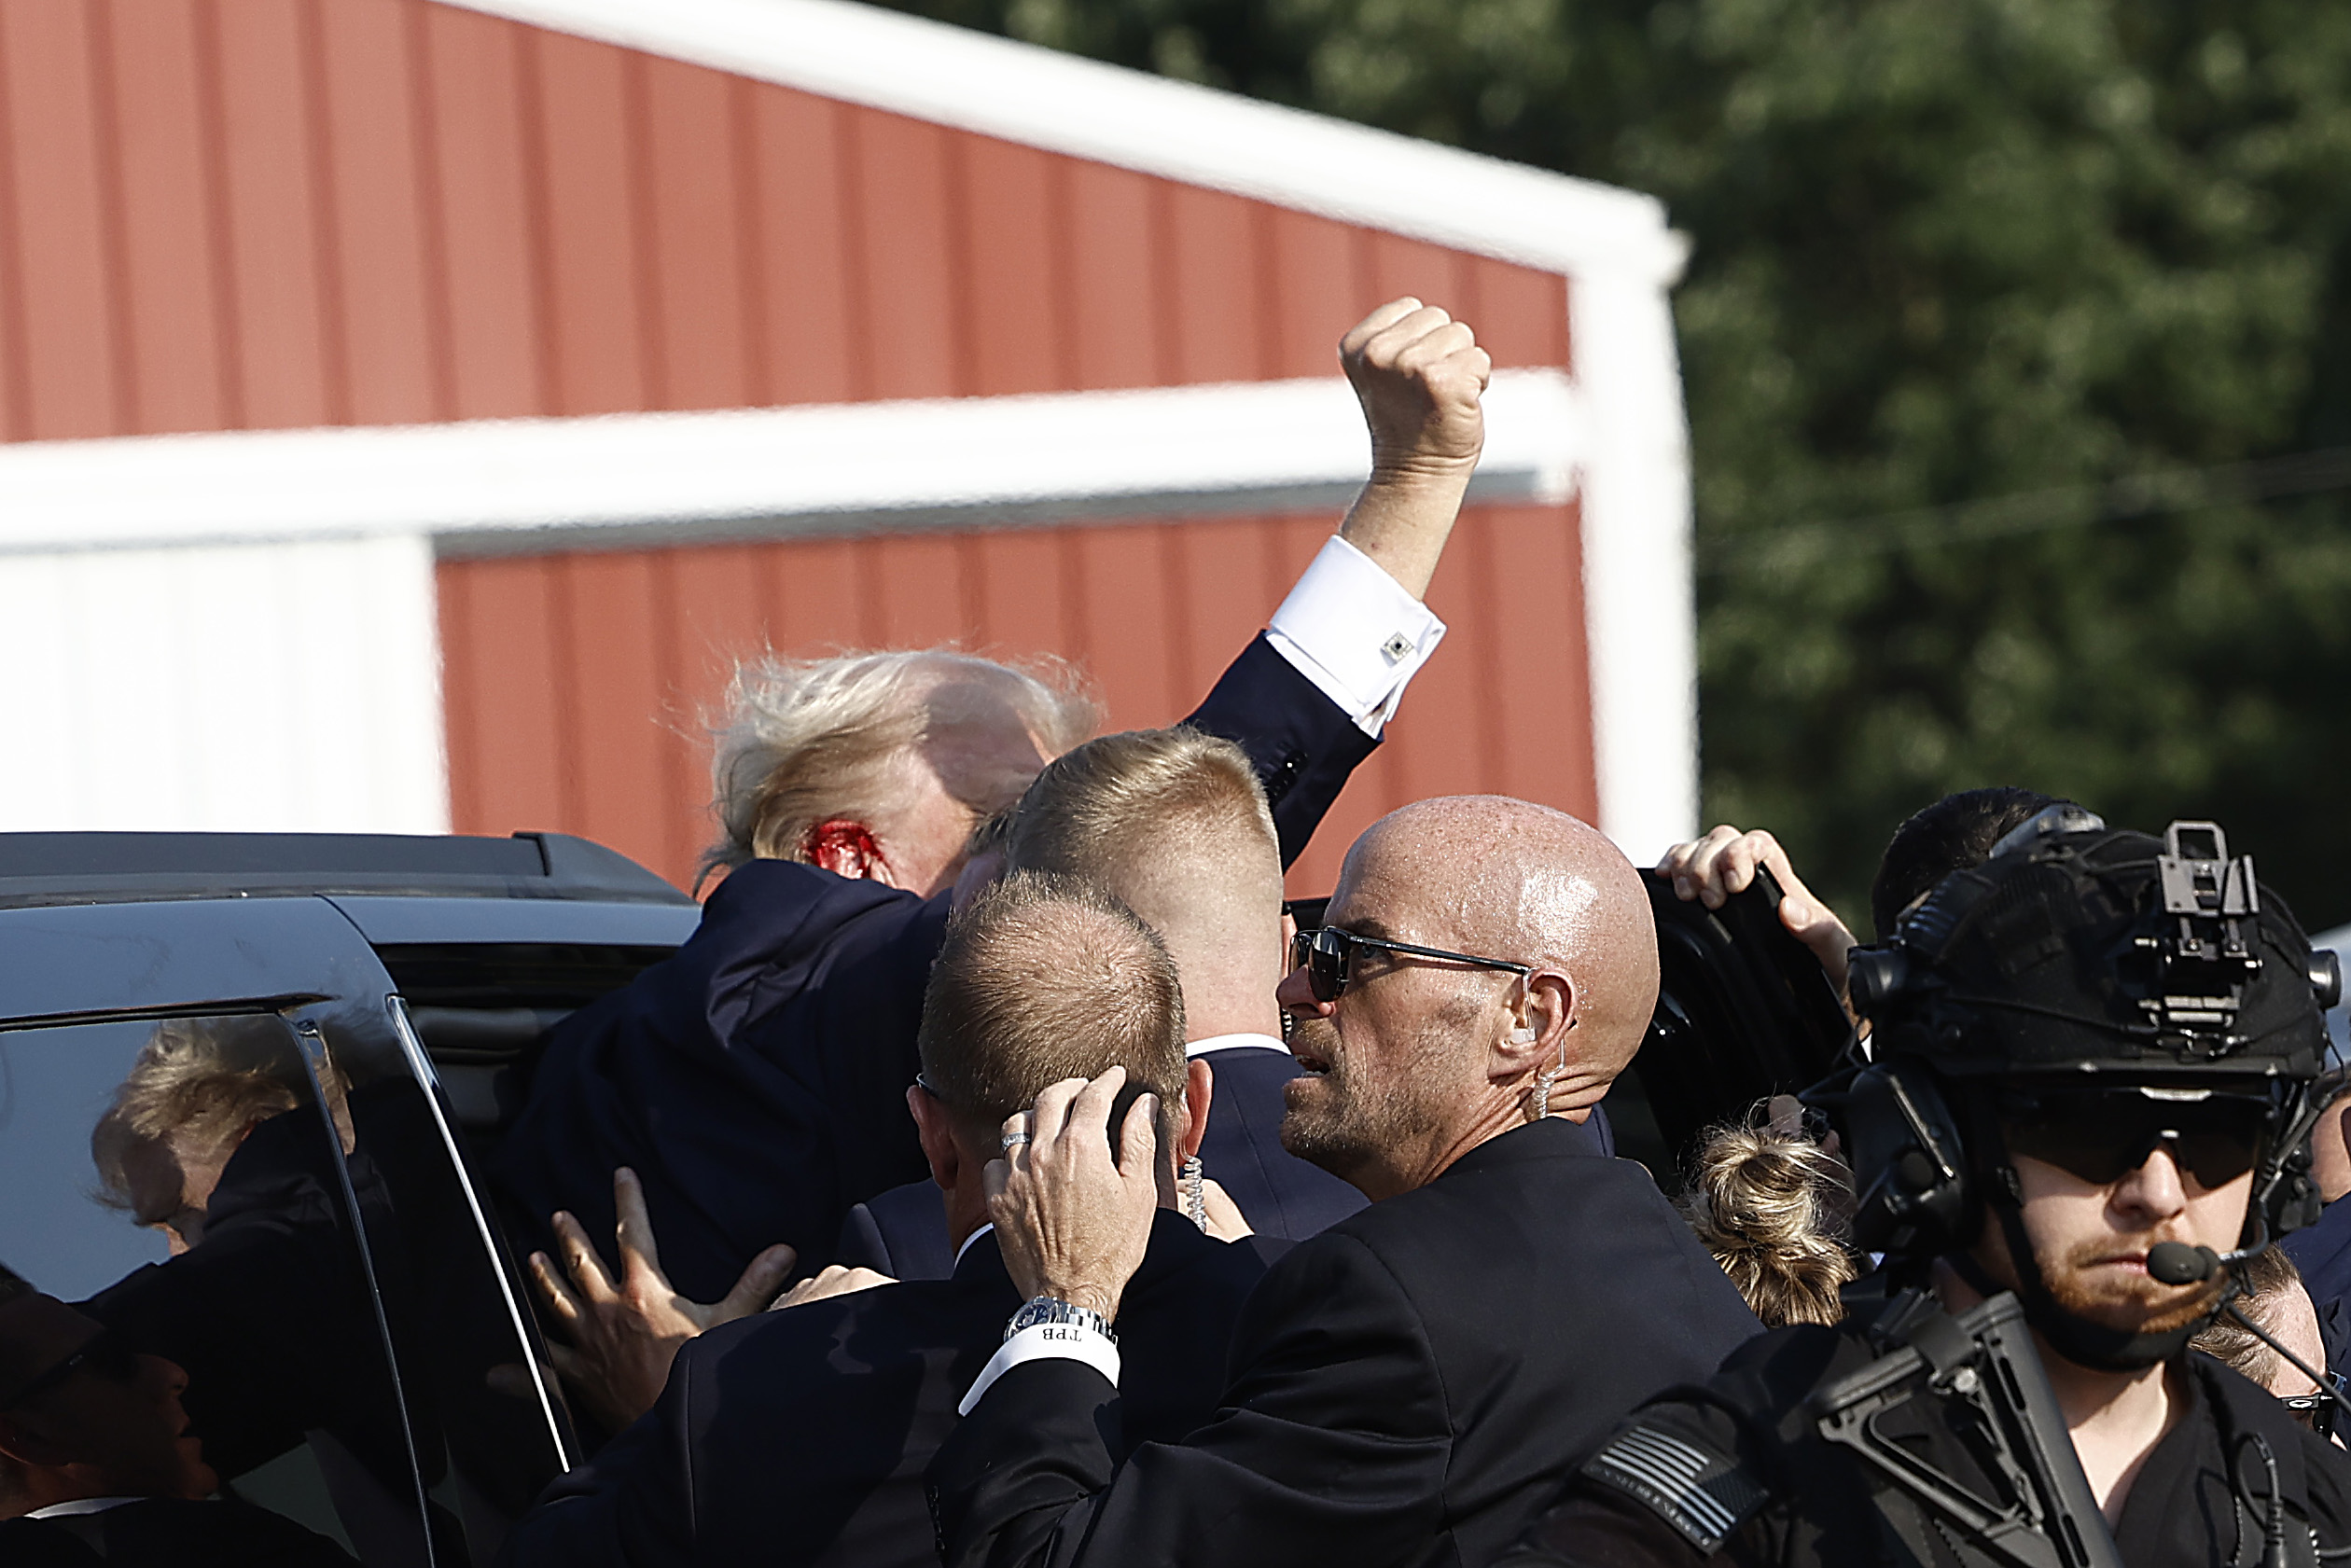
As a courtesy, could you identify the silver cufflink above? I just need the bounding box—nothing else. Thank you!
[1381,632,1414,663]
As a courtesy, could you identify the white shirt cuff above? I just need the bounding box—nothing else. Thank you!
[1264,535,1446,739]
[956,1321,1120,1416]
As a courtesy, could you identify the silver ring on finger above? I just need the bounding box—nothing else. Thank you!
[1000,1131,1031,1151]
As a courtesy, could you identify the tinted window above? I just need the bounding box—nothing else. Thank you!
[0,1014,427,1564]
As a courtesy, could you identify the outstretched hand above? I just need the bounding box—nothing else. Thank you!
[528,1167,796,1431]
[1656,826,1858,995]
[985,1067,1160,1322]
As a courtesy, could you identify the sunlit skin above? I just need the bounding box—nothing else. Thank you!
[0,1297,215,1518]
[1940,1145,2248,1521]
[1272,799,1653,1202]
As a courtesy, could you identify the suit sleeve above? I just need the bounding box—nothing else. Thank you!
[1182,633,1380,870]
[928,1232,1451,1568]
[496,1360,701,1568]
[834,1200,895,1275]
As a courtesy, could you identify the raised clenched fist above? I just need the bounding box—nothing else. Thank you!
[1340,298,1492,483]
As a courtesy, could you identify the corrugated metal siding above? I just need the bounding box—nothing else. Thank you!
[438,503,1594,896]
[0,0,1570,440]
[0,0,1593,883]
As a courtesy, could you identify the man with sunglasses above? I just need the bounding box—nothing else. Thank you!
[926,796,1762,1568]
[1501,814,2351,1568]
[0,1264,355,1564]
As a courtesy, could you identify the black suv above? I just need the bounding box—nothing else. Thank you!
[0,832,698,1567]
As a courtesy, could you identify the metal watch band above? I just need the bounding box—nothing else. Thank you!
[1004,1294,1118,1346]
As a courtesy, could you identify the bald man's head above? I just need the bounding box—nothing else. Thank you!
[1279,796,1657,1199]
[1347,797,1658,1075]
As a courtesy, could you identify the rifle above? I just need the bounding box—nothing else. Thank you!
[1810,1292,2122,1568]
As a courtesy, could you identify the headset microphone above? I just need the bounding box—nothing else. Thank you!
[2145,1242,2229,1284]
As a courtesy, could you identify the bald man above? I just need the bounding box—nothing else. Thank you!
[927,797,1762,1568]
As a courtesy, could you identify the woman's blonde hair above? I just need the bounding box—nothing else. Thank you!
[704,649,1098,880]
[1678,1119,1858,1327]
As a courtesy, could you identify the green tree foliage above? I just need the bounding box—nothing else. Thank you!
[886,0,2351,929]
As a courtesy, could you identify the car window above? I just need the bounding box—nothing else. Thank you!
[0,1013,432,1565]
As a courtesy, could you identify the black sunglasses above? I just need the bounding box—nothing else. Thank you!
[1996,1087,2271,1190]
[2282,1373,2348,1437]
[1289,925,1531,1004]
[1,1329,142,1410]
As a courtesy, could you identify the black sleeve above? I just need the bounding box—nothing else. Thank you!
[1182,632,1380,870]
[1494,1484,1722,1568]
[496,1361,698,1568]
[834,1201,895,1275]
[927,1232,1450,1568]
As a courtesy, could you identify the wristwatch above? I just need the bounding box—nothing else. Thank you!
[1005,1295,1118,1345]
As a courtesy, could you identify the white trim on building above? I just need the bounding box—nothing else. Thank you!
[0,371,1580,556]
[0,534,447,835]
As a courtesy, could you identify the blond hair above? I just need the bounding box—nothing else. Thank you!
[705,649,1098,878]
[90,1017,312,1223]
[1006,727,1276,889]
[1679,1121,1858,1327]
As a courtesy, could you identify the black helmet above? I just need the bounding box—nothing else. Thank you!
[1828,811,2338,1369]
[1849,814,2334,1084]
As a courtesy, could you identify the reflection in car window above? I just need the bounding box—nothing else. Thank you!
[319,1001,574,1561]
[0,1015,424,1566]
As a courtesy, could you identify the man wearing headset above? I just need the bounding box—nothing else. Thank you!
[1502,809,2351,1568]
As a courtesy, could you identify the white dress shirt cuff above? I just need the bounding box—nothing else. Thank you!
[956,1321,1120,1416]
[1264,534,1446,738]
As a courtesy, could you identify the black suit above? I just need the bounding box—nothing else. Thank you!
[491,634,1378,1302]
[928,1117,1761,1568]
[499,1211,1265,1568]
[0,1499,357,1567]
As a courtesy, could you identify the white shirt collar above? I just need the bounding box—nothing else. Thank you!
[1185,1033,1290,1059]
[29,1497,143,1519]
[953,1222,995,1269]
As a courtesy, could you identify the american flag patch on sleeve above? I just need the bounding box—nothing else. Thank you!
[1581,1421,1771,1553]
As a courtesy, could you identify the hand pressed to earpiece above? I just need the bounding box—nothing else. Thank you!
[985,1067,1160,1322]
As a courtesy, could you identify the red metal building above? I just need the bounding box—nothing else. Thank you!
[0,0,1695,895]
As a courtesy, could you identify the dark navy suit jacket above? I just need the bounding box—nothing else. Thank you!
[837,1045,1616,1278]
[499,1212,1267,1568]
[928,1117,1756,1568]
[492,634,1378,1303]
[2283,1196,2351,1376]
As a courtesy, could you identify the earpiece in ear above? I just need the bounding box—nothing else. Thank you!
[1509,1025,1537,1046]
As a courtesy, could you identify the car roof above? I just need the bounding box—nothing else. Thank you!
[0,830,695,909]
